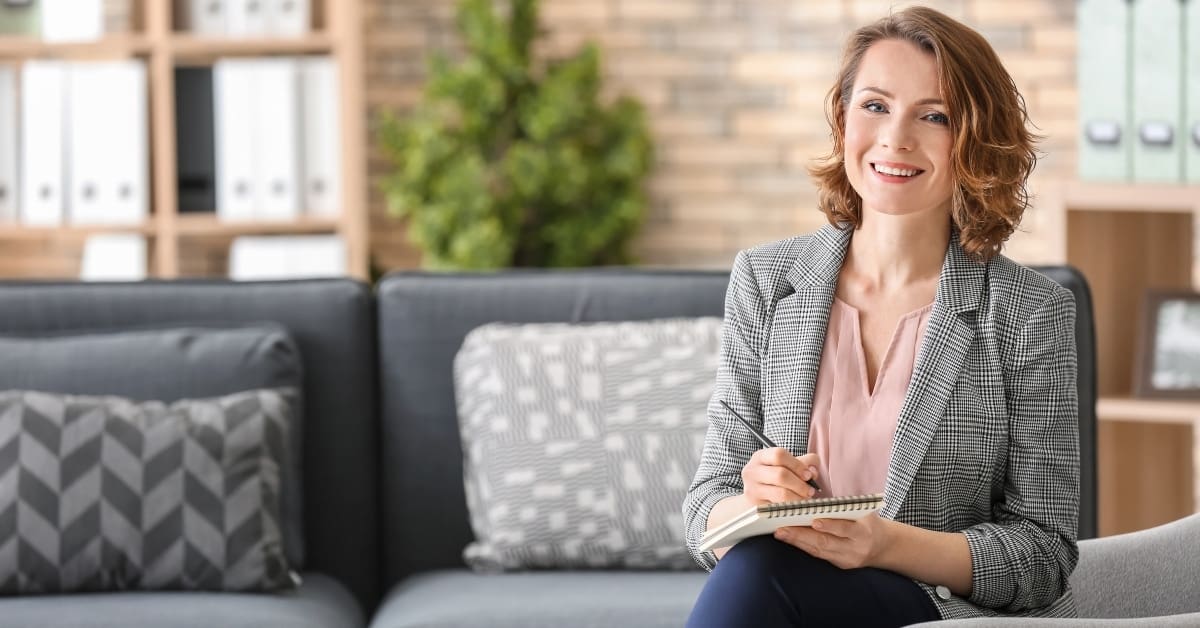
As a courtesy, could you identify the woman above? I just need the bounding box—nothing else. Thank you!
[683,6,1079,626]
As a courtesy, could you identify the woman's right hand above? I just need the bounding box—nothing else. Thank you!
[741,448,821,505]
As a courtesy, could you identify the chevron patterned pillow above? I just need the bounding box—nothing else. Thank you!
[454,318,720,571]
[0,388,297,593]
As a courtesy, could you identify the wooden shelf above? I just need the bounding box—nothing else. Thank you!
[0,1,368,280]
[0,222,155,240]
[1056,180,1200,213]
[169,33,334,60]
[0,35,153,59]
[174,214,340,237]
[1098,397,1200,425]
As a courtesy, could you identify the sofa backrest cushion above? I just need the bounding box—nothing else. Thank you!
[0,325,307,567]
[0,279,378,609]
[376,269,728,584]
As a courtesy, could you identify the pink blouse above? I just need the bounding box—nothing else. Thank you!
[807,297,933,497]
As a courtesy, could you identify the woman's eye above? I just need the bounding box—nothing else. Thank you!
[925,112,949,125]
[862,101,886,113]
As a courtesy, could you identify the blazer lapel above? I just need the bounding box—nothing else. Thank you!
[765,224,850,454]
[881,234,984,518]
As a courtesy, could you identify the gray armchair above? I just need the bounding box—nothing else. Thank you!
[914,511,1200,626]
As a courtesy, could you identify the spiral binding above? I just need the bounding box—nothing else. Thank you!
[763,493,883,518]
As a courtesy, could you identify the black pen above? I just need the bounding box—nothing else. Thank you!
[719,399,821,494]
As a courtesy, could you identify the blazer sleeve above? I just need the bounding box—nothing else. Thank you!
[683,250,768,570]
[963,285,1081,611]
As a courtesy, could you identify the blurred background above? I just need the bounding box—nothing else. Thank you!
[1,0,1198,537]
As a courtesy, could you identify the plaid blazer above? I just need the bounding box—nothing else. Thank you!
[684,224,1080,620]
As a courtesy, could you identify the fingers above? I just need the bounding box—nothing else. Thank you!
[756,448,820,481]
[757,448,821,489]
[811,518,852,538]
[742,448,819,502]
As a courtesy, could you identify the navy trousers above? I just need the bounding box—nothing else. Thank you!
[686,536,941,628]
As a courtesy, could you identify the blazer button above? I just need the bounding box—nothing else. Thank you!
[935,585,952,600]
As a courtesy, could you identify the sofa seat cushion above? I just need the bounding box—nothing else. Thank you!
[370,569,707,628]
[0,572,361,628]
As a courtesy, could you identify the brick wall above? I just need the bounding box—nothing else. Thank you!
[364,0,1078,272]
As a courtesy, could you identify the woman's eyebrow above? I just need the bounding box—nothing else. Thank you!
[855,86,944,106]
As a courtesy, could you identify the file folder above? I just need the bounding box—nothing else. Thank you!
[175,0,228,36]
[1186,0,1200,183]
[301,57,341,218]
[227,0,268,36]
[175,66,217,212]
[19,60,65,226]
[1078,0,1131,181]
[0,1,39,36]
[80,234,147,281]
[67,61,148,225]
[40,0,103,42]
[266,0,309,37]
[1131,0,1184,182]
[0,66,16,222]
[252,58,301,220]
[214,59,258,220]
[229,234,346,280]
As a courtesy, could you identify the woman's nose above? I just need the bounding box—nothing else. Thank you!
[879,118,916,151]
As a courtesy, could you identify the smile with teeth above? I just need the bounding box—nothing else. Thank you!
[872,163,923,177]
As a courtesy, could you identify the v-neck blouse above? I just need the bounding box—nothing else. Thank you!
[807,297,934,498]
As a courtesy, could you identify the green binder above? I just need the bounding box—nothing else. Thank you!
[0,1,40,36]
[1078,0,1132,182]
[1131,0,1184,182]
[1186,0,1200,183]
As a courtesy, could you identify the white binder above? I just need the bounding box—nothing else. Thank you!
[67,61,148,225]
[229,235,289,279]
[1131,0,1183,182]
[227,0,268,36]
[1077,0,1131,181]
[214,59,258,220]
[80,234,147,281]
[301,56,341,218]
[288,235,345,277]
[177,0,228,36]
[1186,0,1200,183]
[265,0,309,37]
[40,0,103,42]
[229,234,345,280]
[253,58,301,220]
[0,66,17,222]
[19,60,65,226]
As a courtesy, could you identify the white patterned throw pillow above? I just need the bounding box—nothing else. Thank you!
[454,317,720,571]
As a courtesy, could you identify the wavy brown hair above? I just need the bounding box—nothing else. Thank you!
[808,6,1039,262]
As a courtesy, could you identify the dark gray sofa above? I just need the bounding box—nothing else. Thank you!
[3,267,1197,627]
[0,280,377,628]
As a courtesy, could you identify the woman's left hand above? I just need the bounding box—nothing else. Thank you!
[773,512,893,570]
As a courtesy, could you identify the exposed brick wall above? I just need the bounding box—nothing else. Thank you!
[364,0,1078,272]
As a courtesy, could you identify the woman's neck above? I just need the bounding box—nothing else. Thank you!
[843,211,950,291]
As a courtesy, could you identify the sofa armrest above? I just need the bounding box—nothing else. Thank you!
[1071,512,1200,618]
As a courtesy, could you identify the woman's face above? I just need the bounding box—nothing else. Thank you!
[842,38,955,219]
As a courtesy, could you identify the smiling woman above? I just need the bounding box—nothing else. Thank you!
[810,8,1039,263]
[683,6,1079,627]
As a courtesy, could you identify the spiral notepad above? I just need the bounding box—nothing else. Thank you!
[698,493,884,552]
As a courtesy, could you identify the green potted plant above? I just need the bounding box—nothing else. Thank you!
[378,0,654,269]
